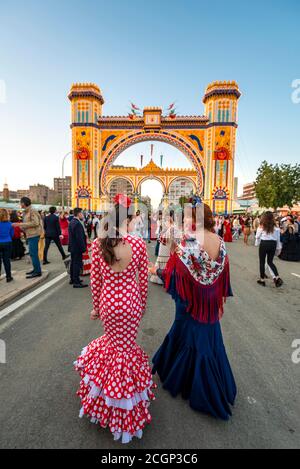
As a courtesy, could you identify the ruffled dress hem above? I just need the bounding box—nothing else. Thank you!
[74,336,156,443]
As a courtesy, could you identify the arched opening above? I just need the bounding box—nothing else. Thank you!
[100,133,204,196]
[139,178,164,210]
[106,141,197,209]
[108,177,134,202]
[168,177,196,206]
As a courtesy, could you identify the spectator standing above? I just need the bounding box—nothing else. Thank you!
[68,210,74,222]
[279,216,300,262]
[255,211,283,287]
[0,208,14,282]
[43,206,68,265]
[243,216,252,245]
[14,197,43,279]
[68,207,88,288]
[59,211,69,246]
[86,214,93,239]
[223,216,232,242]
[253,215,260,235]
[232,216,240,240]
[92,214,100,239]
[10,211,25,260]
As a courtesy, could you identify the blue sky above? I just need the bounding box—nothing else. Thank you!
[0,0,299,200]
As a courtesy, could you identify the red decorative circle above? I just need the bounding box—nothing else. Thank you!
[78,147,90,160]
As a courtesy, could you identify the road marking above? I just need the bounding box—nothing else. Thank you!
[0,272,68,321]
[291,273,300,278]
[247,396,257,405]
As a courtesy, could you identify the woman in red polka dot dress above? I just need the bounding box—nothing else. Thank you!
[74,195,155,444]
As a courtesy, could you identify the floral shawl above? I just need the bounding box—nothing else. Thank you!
[163,235,232,324]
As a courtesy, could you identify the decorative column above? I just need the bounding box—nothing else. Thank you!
[202,81,241,214]
[68,83,104,211]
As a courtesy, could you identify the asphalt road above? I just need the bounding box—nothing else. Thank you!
[0,239,299,449]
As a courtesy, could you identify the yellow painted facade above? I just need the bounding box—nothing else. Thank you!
[68,81,241,213]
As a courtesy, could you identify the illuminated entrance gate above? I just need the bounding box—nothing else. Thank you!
[107,159,197,206]
[68,81,240,213]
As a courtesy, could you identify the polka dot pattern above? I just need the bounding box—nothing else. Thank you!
[75,235,155,441]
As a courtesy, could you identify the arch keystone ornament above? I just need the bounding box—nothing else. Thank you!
[68,81,241,213]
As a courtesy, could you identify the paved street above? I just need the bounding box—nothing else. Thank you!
[0,238,299,449]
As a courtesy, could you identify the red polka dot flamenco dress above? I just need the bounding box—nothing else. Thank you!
[74,235,155,444]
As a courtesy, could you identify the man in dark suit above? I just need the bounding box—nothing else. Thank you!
[43,206,68,265]
[68,207,88,288]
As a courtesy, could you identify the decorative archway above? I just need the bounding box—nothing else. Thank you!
[68,81,241,213]
[100,131,204,196]
[106,157,198,198]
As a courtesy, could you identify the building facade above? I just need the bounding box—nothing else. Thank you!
[108,176,134,202]
[239,182,256,200]
[28,184,60,205]
[68,81,241,214]
[0,183,18,200]
[168,177,194,205]
[54,176,72,206]
[16,189,29,199]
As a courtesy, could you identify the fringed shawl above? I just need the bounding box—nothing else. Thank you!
[162,237,232,324]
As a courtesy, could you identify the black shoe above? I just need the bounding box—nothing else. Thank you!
[257,279,266,287]
[6,277,13,283]
[73,283,88,288]
[69,279,83,285]
[26,273,42,279]
[275,277,283,287]
[26,270,34,276]
[43,260,50,265]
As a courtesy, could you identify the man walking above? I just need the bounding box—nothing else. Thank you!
[68,207,88,288]
[43,206,68,265]
[14,197,43,278]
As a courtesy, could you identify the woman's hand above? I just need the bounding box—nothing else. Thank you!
[148,262,157,275]
[90,309,99,320]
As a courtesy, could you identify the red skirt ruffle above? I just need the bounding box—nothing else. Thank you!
[74,335,156,443]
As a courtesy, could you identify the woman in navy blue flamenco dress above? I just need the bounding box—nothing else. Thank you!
[149,203,236,420]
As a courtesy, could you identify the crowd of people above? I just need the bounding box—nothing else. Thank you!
[1,193,300,444]
[0,197,299,287]
[0,198,87,284]
[213,213,300,259]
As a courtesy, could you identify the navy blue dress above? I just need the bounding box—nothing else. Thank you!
[152,239,237,420]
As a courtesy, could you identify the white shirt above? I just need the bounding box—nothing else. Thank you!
[255,226,281,245]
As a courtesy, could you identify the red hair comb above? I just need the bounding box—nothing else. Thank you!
[113,194,132,208]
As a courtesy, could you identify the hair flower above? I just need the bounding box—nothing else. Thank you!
[113,194,132,208]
